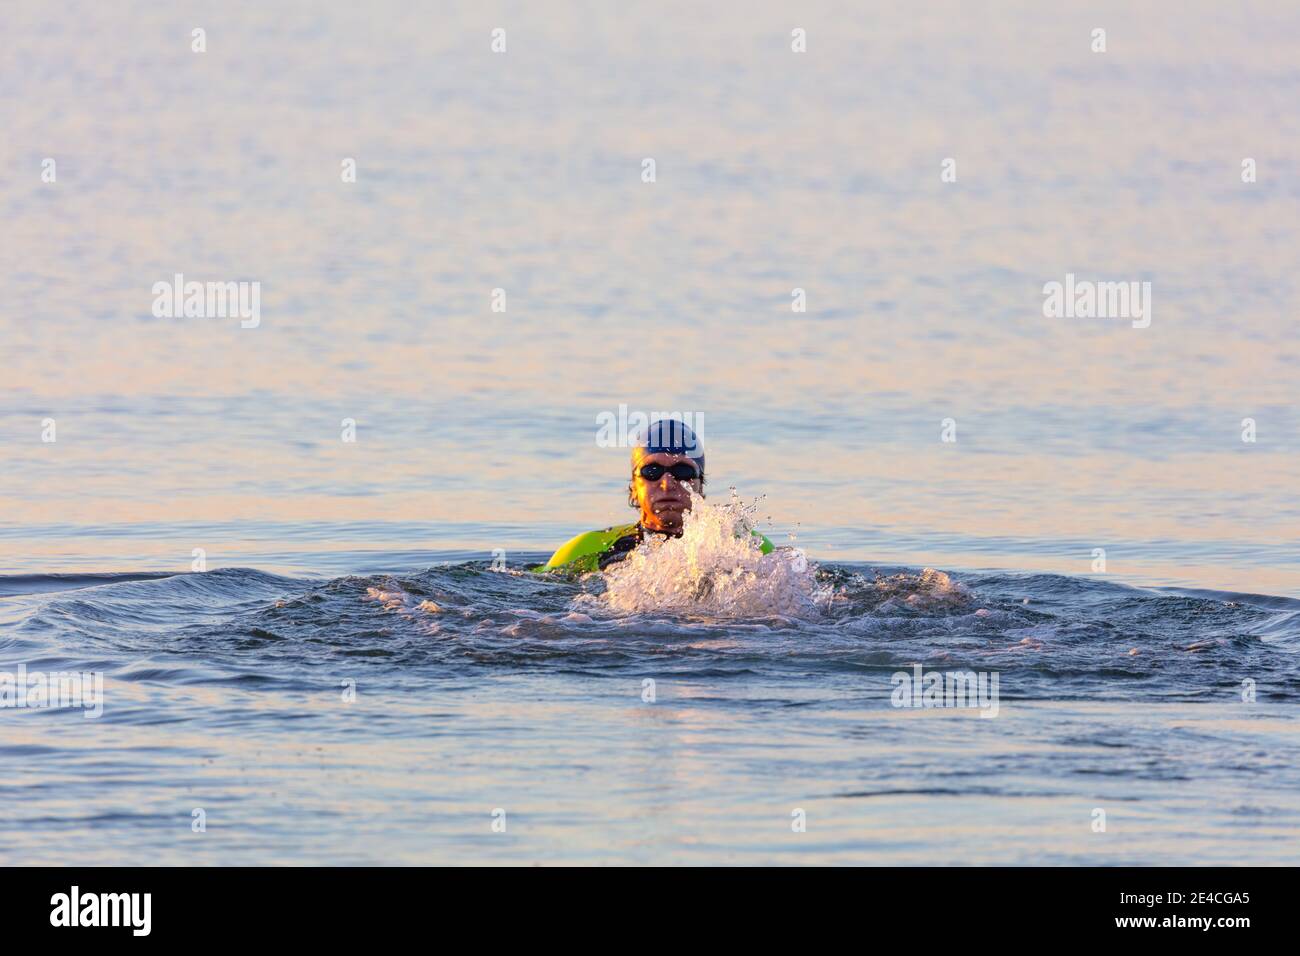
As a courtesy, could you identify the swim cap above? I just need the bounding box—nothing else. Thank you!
[632,418,705,475]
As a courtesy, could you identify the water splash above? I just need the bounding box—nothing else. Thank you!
[591,488,824,619]
[867,567,973,611]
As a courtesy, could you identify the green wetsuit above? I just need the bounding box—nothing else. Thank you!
[536,522,774,574]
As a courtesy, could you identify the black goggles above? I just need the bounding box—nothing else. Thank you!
[636,462,702,482]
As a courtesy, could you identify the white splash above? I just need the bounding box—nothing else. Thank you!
[593,488,823,619]
[365,585,411,611]
[869,567,971,610]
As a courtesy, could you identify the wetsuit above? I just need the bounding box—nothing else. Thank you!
[536,522,774,574]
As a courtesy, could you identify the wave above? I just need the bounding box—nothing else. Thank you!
[0,571,177,598]
[1,525,1296,701]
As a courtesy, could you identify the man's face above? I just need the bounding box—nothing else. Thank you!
[632,451,703,533]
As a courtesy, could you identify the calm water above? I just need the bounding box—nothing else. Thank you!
[2,1,1299,864]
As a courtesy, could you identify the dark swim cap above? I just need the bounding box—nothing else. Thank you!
[632,418,705,474]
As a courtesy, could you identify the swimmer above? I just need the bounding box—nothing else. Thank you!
[537,419,773,573]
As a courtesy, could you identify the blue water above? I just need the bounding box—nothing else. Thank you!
[3,554,1299,864]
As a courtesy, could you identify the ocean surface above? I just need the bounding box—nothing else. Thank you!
[2,0,1299,864]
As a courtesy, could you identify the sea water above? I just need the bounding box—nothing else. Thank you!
[2,1,1299,864]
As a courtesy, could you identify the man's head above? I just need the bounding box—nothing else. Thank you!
[628,419,705,534]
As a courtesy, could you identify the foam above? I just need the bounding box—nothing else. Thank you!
[594,488,823,619]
